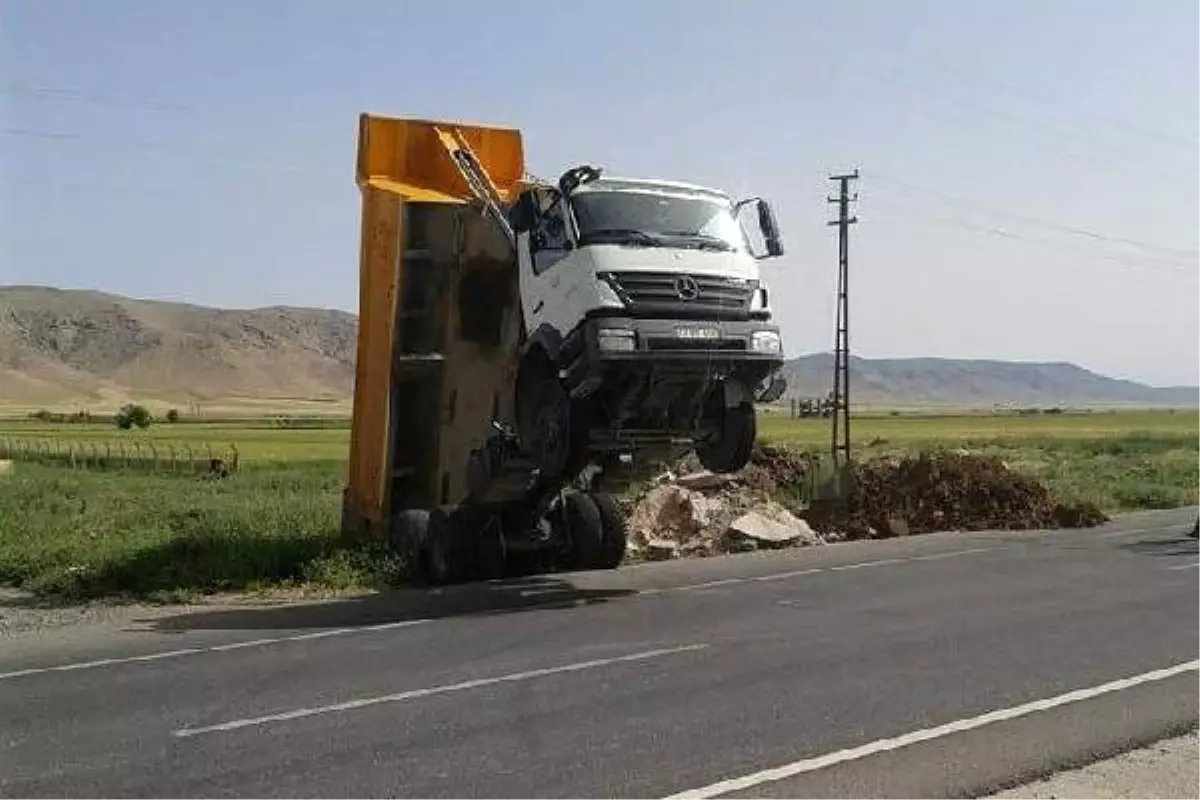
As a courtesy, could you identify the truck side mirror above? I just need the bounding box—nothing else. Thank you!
[756,200,784,258]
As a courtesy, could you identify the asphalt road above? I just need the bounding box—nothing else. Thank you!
[2,508,1197,798]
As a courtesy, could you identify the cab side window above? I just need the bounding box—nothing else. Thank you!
[532,194,570,275]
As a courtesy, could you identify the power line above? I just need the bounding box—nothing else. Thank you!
[0,82,346,141]
[865,196,1198,280]
[867,171,1198,261]
[0,126,339,178]
[904,51,1198,152]
[1,83,197,112]
[1,127,82,140]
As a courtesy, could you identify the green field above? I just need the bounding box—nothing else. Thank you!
[0,419,350,462]
[0,409,1195,602]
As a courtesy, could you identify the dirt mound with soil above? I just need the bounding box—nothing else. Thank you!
[623,447,1106,559]
[798,451,1107,538]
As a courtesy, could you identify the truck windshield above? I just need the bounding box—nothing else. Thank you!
[571,191,747,252]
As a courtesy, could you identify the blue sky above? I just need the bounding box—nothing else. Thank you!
[2,0,1197,385]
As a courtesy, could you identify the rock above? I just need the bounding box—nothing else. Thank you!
[675,470,734,490]
[645,538,680,560]
[727,506,822,548]
[627,485,731,556]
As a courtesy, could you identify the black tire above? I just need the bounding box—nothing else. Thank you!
[423,506,466,586]
[590,492,628,570]
[515,351,554,455]
[390,509,430,567]
[563,491,604,571]
[696,401,757,474]
[475,516,507,580]
[516,351,586,481]
[530,377,574,478]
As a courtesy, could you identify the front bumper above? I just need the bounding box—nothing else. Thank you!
[562,317,786,392]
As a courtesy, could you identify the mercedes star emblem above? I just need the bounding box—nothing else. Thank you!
[674,275,700,301]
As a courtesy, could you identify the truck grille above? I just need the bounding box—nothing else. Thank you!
[601,272,756,319]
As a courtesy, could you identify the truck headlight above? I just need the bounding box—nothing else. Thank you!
[597,328,637,352]
[750,330,782,353]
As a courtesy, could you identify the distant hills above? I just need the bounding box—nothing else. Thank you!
[0,286,355,410]
[780,353,1198,408]
[1,285,1195,410]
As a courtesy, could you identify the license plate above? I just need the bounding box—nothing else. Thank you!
[675,326,720,340]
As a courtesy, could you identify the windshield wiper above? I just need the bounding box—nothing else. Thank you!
[578,228,668,247]
[659,231,737,252]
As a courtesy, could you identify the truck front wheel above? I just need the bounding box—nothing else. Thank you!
[517,367,584,481]
[696,401,756,474]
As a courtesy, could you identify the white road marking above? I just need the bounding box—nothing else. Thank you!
[519,588,572,597]
[1,547,1001,682]
[828,558,906,571]
[644,548,996,596]
[1099,525,1185,544]
[663,659,1200,799]
[753,568,824,582]
[0,619,431,681]
[908,547,996,562]
[173,643,709,738]
[1166,561,1200,571]
[1099,527,1155,539]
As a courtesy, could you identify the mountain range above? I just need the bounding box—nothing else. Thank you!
[1,285,1195,410]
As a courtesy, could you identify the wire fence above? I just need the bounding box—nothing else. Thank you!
[0,438,240,475]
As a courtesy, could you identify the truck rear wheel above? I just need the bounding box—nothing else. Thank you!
[696,401,756,474]
[423,506,470,586]
[475,516,507,580]
[562,491,605,570]
[390,508,429,567]
[590,492,628,570]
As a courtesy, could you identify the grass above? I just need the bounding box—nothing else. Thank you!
[0,460,405,603]
[758,410,1199,512]
[0,409,1195,603]
[0,419,350,461]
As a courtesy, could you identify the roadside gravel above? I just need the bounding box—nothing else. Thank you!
[988,731,1198,799]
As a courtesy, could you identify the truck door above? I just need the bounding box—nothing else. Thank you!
[517,194,573,336]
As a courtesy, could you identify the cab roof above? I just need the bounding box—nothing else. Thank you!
[571,175,731,202]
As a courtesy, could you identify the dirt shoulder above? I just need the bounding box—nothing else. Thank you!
[988,731,1198,799]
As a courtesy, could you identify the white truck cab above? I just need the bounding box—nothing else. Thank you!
[508,166,788,480]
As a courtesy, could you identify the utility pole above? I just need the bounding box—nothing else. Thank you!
[827,170,858,471]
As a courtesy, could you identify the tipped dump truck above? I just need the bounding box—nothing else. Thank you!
[343,113,788,583]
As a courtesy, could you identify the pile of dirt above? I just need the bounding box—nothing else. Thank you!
[802,451,1108,538]
[622,447,1106,559]
[623,444,824,559]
